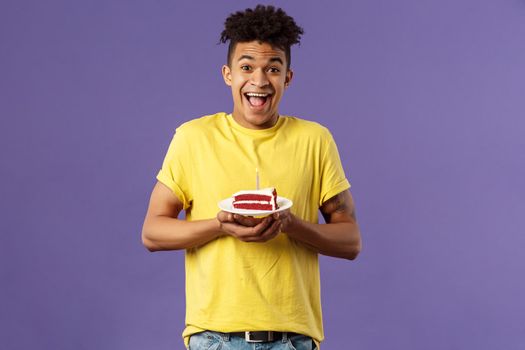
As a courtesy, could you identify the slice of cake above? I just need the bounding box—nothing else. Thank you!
[232,187,279,211]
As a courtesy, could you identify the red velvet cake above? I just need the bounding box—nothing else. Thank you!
[232,187,279,211]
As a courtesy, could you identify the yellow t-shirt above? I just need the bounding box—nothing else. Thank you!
[156,112,350,348]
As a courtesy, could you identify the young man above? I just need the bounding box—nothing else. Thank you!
[142,5,362,350]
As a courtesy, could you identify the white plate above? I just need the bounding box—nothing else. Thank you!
[218,196,293,216]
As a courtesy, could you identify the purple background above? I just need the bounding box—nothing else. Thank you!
[1,0,524,349]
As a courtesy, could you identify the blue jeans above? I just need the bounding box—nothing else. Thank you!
[188,331,317,350]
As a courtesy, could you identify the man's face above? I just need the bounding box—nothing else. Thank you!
[222,41,293,129]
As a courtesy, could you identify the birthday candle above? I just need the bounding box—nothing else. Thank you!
[256,167,259,190]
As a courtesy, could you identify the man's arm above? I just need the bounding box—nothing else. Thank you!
[141,181,221,251]
[141,181,283,251]
[278,189,362,260]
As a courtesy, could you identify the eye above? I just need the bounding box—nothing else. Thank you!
[268,67,280,73]
[240,65,251,71]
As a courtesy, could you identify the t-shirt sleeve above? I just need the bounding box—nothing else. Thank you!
[319,128,351,207]
[156,127,192,209]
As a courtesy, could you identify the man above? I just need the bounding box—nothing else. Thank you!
[142,5,362,350]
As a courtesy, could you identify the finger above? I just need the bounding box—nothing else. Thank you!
[233,214,265,227]
[221,217,272,239]
[217,211,234,223]
[221,216,277,241]
[250,216,274,236]
[273,209,290,220]
[256,220,282,242]
[231,217,273,241]
[220,222,255,238]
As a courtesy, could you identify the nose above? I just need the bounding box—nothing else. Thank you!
[250,68,269,87]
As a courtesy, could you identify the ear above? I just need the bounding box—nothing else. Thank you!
[285,69,294,88]
[222,65,232,86]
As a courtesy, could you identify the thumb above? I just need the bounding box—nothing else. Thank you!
[217,210,234,222]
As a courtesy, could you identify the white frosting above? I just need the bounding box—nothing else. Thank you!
[233,200,272,205]
[232,187,276,197]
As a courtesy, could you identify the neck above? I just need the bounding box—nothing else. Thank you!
[231,110,279,130]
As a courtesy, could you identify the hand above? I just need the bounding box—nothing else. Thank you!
[271,209,296,233]
[216,211,282,243]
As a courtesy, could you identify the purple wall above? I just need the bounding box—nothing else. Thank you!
[1,0,524,349]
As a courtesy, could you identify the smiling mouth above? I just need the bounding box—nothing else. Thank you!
[244,92,272,108]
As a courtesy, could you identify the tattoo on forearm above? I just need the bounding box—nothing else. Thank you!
[325,193,348,213]
[332,194,347,213]
[321,192,357,223]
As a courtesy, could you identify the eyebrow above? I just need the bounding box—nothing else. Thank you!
[238,55,284,65]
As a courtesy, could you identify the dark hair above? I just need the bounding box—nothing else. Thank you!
[220,5,304,69]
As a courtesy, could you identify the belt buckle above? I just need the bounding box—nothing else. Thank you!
[245,331,274,343]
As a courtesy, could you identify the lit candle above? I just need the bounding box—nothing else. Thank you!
[256,167,259,190]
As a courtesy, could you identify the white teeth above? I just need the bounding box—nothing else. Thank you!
[245,92,269,97]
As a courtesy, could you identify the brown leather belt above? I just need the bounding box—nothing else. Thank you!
[229,331,299,343]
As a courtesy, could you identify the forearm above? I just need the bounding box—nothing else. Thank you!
[286,216,361,260]
[142,216,222,251]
